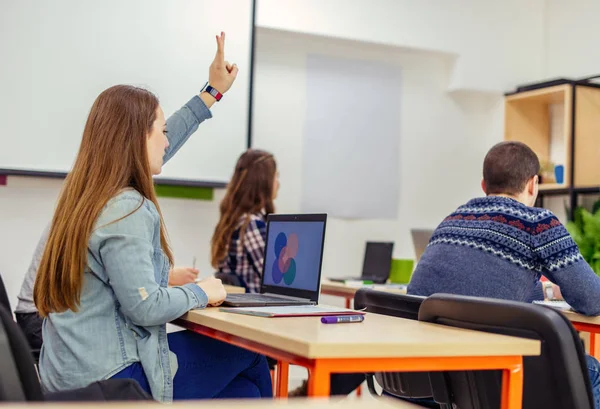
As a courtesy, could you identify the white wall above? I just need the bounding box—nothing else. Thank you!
[257,0,546,92]
[544,0,600,79]
[0,177,223,311]
[251,28,504,279]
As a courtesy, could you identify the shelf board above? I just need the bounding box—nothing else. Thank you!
[539,183,568,191]
[505,84,570,104]
[573,186,600,194]
[537,185,600,196]
[537,183,569,196]
[537,189,569,196]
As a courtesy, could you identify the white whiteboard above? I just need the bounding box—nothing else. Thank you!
[301,54,401,219]
[0,0,253,183]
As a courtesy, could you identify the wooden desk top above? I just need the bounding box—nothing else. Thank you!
[0,399,419,409]
[562,310,600,325]
[182,308,540,359]
[320,280,406,296]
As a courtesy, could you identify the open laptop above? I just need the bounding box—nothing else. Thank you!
[222,213,327,307]
[329,242,394,284]
[411,229,434,262]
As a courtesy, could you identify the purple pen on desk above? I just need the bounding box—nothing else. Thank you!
[321,315,365,324]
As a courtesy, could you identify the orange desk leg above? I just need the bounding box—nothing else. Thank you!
[571,323,600,358]
[270,369,275,393]
[500,357,523,409]
[276,360,289,398]
[308,361,330,397]
[345,298,351,309]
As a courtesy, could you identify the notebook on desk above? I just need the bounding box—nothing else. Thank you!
[533,300,573,311]
[222,213,327,307]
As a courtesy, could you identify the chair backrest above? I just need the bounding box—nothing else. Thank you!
[354,288,423,320]
[0,306,43,401]
[0,274,12,312]
[419,293,593,409]
[354,289,433,399]
[0,308,25,401]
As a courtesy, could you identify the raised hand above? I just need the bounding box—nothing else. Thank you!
[208,32,238,94]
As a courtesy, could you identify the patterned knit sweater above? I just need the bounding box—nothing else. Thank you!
[407,196,600,315]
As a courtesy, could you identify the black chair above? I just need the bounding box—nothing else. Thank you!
[419,293,594,409]
[0,305,152,402]
[0,273,41,362]
[214,272,245,289]
[0,305,44,401]
[354,289,445,407]
[0,273,12,312]
[0,308,27,401]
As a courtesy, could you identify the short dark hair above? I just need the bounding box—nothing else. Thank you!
[483,141,540,196]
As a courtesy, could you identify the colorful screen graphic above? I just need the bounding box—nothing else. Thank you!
[262,221,325,292]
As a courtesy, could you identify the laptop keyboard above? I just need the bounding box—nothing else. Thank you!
[225,293,309,304]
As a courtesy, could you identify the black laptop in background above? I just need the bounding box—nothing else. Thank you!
[329,241,394,284]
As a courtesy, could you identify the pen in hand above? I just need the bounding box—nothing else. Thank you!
[193,256,205,283]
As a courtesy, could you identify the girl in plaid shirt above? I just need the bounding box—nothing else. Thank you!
[211,149,365,397]
[211,150,279,293]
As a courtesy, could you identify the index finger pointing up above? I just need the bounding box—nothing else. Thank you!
[215,31,225,61]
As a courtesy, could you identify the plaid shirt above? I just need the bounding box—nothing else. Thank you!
[217,213,266,293]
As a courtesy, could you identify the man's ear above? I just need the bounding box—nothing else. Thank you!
[528,175,538,195]
[481,179,487,195]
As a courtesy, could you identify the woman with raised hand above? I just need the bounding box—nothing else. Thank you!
[34,33,272,402]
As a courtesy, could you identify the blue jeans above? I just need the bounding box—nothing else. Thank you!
[112,331,272,399]
[586,355,600,409]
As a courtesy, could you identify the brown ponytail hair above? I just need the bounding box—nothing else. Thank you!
[211,149,277,268]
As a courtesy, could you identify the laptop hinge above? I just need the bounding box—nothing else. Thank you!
[263,292,312,302]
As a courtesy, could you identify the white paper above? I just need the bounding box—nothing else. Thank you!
[533,300,573,311]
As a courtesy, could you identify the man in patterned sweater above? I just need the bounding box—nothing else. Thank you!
[407,141,600,407]
[409,141,600,314]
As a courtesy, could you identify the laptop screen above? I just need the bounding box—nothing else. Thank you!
[411,229,434,262]
[262,219,325,293]
[362,242,394,278]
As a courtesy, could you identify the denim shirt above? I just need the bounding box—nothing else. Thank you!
[39,95,212,402]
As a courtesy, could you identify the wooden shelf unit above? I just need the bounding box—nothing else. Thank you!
[504,81,600,218]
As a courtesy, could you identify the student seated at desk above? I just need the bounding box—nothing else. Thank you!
[33,34,272,402]
[211,149,364,397]
[211,149,279,292]
[15,225,200,352]
[407,141,600,408]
